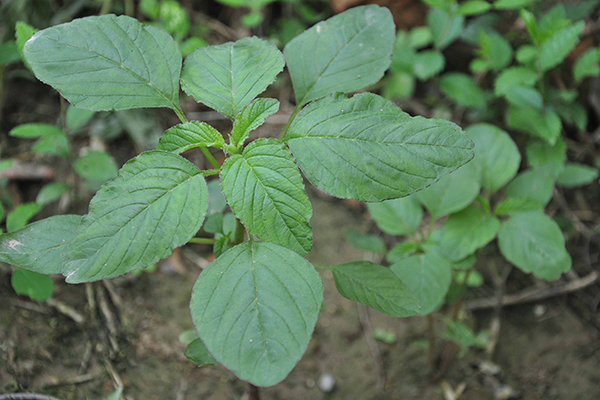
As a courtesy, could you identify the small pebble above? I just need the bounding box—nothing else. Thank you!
[318,373,335,393]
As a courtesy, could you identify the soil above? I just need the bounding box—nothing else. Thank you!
[1,192,599,400]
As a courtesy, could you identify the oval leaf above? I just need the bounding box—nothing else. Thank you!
[390,250,452,315]
[12,268,54,301]
[466,123,520,194]
[181,37,284,119]
[439,205,500,262]
[284,5,395,106]
[157,121,225,153]
[0,214,81,274]
[184,339,218,367]
[190,241,323,386]
[231,98,279,149]
[220,139,312,255]
[24,15,183,112]
[64,151,208,283]
[416,161,481,220]
[498,212,571,280]
[322,261,420,317]
[286,92,474,202]
[366,196,423,236]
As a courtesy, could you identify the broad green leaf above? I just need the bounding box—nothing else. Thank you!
[66,105,95,132]
[538,5,569,38]
[9,123,70,158]
[322,261,420,317]
[0,41,21,66]
[24,15,183,112]
[555,100,587,132]
[157,122,225,154]
[11,268,54,301]
[156,0,190,41]
[286,93,474,202]
[73,151,118,191]
[0,215,81,274]
[564,0,600,21]
[184,339,218,367]
[526,138,566,171]
[505,86,543,109]
[494,67,537,97]
[345,229,386,254]
[466,124,520,194]
[180,37,208,57]
[439,73,486,109]
[220,139,312,255]
[477,30,512,71]
[451,254,476,270]
[428,8,465,50]
[506,163,556,206]
[498,212,571,280]
[439,205,500,262]
[284,5,395,105]
[367,197,422,236]
[413,51,445,80]
[408,27,433,49]
[230,98,279,149]
[190,241,323,386]
[181,37,284,119]
[574,48,600,82]
[207,179,227,216]
[494,197,543,216]
[494,0,533,9]
[416,162,480,220]
[15,21,37,70]
[7,203,43,232]
[539,22,584,72]
[421,0,453,10]
[387,241,419,263]
[383,71,415,100]
[391,31,417,74]
[516,45,537,65]
[443,321,487,354]
[520,9,541,44]
[506,106,562,145]
[557,163,599,188]
[178,329,199,345]
[457,1,492,16]
[390,250,452,315]
[36,182,71,205]
[64,151,208,283]
[455,269,484,286]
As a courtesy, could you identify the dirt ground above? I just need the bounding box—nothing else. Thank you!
[1,191,599,400]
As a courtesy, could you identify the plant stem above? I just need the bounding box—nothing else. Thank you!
[172,107,222,170]
[278,105,301,141]
[201,169,220,177]
[188,237,216,245]
[200,147,221,169]
[233,218,245,245]
[100,0,113,15]
[248,383,261,400]
[124,0,134,16]
[174,106,188,123]
[426,314,436,368]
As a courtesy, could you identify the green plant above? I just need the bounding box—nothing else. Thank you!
[346,0,600,370]
[0,5,476,389]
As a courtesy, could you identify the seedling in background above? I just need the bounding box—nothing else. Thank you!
[347,121,575,366]
[0,6,475,389]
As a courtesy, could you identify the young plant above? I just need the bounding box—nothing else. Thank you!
[349,122,574,367]
[0,6,475,388]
